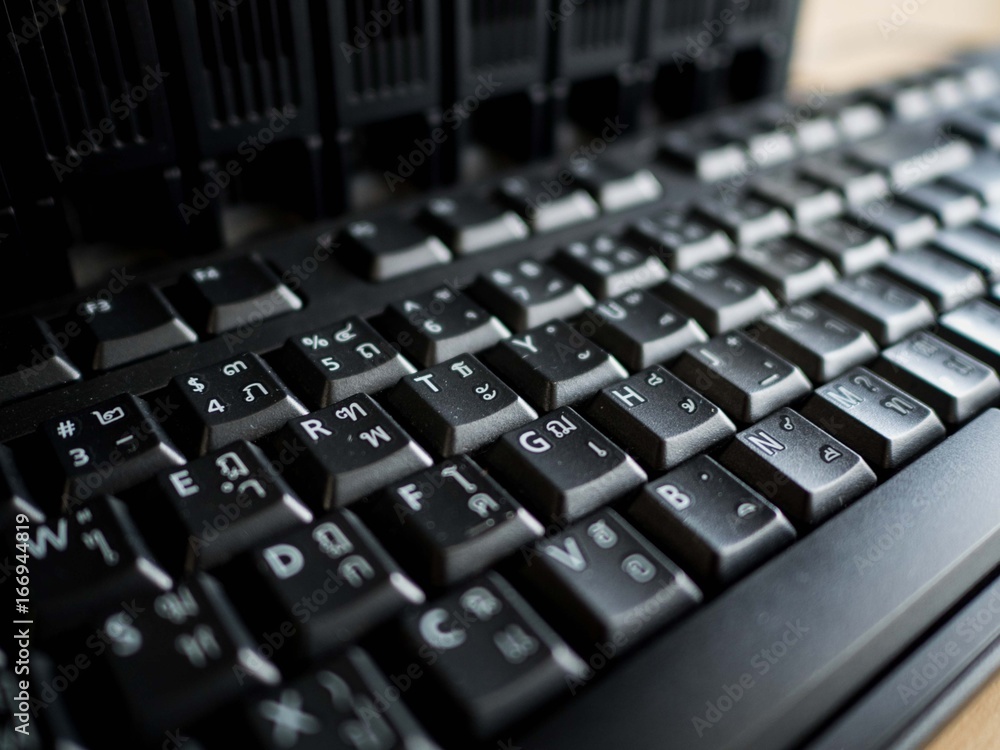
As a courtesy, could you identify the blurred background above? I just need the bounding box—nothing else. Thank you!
[793,0,1000,91]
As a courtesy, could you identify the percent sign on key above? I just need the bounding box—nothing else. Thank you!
[302,335,330,350]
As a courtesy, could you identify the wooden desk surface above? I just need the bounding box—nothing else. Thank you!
[790,2,1000,747]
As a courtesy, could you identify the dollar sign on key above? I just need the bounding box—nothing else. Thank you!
[187,377,206,393]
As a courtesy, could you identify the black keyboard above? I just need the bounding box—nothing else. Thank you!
[8,54,1000,750]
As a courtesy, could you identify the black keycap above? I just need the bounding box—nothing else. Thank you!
[658,263,779,335]
[226,648,435,750]
[70,283,197,370]
[0,316,79,405]
[175,256,302,334]
[753,302,880,383]
[271,394,432,510]
[484,320,627,411]
[222,509,423,660]
[794,217,893,276]
[754,99,842,153]
[66,575,280,745]
[719,408,877,527]
[484,407,646,522]
[358,456,544,587]
[694,194,793,247]
[880,247,986,310]
[933,225,1000,282]
[830,99,887,141]
[899,181,981,226]
[939,298,1000,370]
[848,129,974,191]
[570,161,663,212]
[26,495,172,640]
[337,217,451,281]
[714,115,797,168]
[470,258,595,331]
[627,210,734,271]
[799,154,891,207]
[942,154,1000,204]
[582,290,708,371]
[734,238,839,303]
[949,104,1000,149]
[496,173,600,233]
[801,367,946,470]
[377,286,510,366]
[0,444,43,532]
[873,331,1000,424]
[519,508,701,649]
[673,331,812,423]
[419,194,529,255]
[135,440,312,571]
[42,394,185,509]
[660,129,750,182]
[275,316,415,408]
[551,234,669,299]
[847,200,938,250]
[587,365,735,471]
[386,355,537,456]
[750,168,844,225]
[396,572,587,739]
[818,273,936,346]
[169,353,307,455]
[628,456,796,587]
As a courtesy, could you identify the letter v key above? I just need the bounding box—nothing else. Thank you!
[542,536,587,572]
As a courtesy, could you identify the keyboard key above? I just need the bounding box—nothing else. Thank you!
[714,114,797,168]
[750,168,843,225]
[518,508,701,649]
[898,181,982,227]
[396,572,587,739]
[933,225,1000,282]
[42,394,185,508]
[673,331,812,423]
[848,129,974,191]
[799,154,891,207]
[874,331,1000,424]
[337,218,451,281]
[0,444,43,531]
[484,320,627,411]
[271,394,432,510]
[0,316,80,405]
[587,365,735,471]
[419,195,529,255]
[734,238,839,303]
[847,200,938,250]
[628,456,796,587]
[470,258,595,331]
[26,495,172,640]
[484,408,646,522]
[880,247,986,310]
[794,217,893,276]
[386,355,537,456]
[497,173,600,233]
[658,264,779,335]
[582,290,708,371]
[169,353,308,455]
[70,283,197,370]
[136,440,312,571]
[660,129,750,182]
[377,286,509,366]
[801,367,946,470]
[358,456,544,586]
[551,234,668,299]
[939,298,1000,370]
[694,194,793,247]
[570,162,663,212]
[626,211,734,272]
[221,509,423,660]
[276,316,415,408]
[943,154,1000,204]
[175,256,302,334]
[830,99,887,141]
[818,273,936,346]
[66,575,280,745]
[719,408,877,527]
[225,648,435,749]
[948,104,1000,149]
[754,99,842,153]
[753,302,879,383]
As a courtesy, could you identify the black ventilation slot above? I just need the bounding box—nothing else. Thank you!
[468,0,537,71]
[343,0,429,101]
